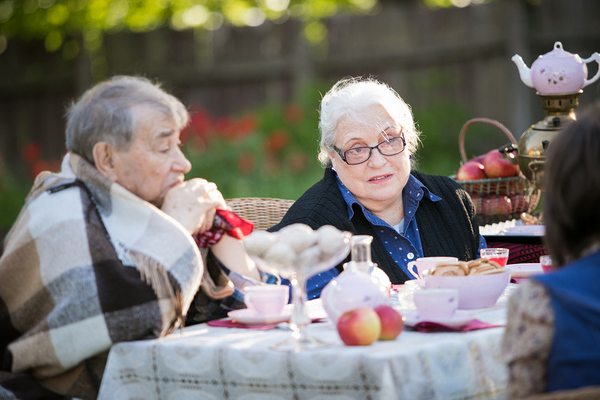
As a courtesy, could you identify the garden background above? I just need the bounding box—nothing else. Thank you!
[1,0,599,237]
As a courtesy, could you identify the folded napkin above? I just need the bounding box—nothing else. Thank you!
[411,319,503,333]
[207,318,279,330]
[511,278,528,284]
[207,317,327,330]
[193,209,254,248]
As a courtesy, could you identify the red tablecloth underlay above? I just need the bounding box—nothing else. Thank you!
[487,241,546,264]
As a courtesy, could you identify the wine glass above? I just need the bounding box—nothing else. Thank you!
[248,231,351,352]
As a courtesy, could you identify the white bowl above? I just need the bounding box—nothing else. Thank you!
[422,270,510,309]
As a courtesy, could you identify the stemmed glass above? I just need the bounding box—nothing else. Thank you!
[249,232,351,352]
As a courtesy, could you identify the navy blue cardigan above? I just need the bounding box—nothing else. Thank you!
[269,168,481,284]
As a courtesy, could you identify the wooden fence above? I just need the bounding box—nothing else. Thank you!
[1,0,599,170]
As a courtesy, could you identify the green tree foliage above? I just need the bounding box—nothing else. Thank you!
[0,0,377,53]
[0,0,501,57]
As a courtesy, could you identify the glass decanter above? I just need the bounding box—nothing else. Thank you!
[321,235,389,324]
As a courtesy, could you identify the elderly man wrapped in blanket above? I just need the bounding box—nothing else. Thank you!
[0,76,262,400]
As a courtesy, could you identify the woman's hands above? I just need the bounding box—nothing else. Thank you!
[161,178,226,235]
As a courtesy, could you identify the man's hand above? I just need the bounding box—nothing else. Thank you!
[161,178,226,235]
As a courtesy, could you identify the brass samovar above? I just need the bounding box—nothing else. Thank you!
[515,92,579,190]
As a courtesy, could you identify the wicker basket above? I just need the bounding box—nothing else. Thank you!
[455,118,540,226]
[226,197,295,231]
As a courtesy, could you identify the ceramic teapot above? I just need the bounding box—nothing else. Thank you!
[512,41,600,95]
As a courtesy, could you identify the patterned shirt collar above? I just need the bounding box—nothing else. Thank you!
[334,169,442,225]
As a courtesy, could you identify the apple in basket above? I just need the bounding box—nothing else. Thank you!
[482,149,519,179]
[509,193,530,213]
[480,194,512,216]
[456,160,486,181]
[471,153,486,164]
[470,193,512,216]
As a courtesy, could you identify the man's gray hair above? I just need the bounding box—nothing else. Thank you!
[65,75,189,163]
[318,77,421,167]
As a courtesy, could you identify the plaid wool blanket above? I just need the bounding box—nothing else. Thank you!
[0,154,207,399]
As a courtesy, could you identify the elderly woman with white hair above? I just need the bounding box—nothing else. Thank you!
[270,77,485,299]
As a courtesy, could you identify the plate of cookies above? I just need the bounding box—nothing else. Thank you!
[429,258,506,277]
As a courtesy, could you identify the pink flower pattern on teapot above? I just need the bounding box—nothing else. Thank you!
[512,41,600,95]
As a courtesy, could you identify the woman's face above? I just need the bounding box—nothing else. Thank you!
[330,104,411,212]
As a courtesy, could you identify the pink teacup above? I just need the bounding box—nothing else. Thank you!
[413,288,459,320]
[244,285,289,316]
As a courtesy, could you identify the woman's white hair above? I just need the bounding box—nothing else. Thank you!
[318,77,421,167]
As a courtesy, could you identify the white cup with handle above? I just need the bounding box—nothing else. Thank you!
[407,256,459,282]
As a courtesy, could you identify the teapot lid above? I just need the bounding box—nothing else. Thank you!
[541,41,577,59]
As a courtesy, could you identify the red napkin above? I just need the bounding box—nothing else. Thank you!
[207,319,278,330]
[411,319,503,333]
[207,317,327,330]
[194,209,254,248]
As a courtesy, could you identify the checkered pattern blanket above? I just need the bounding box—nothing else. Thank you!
[0,154,205,399]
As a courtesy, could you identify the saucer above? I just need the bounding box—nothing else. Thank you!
[506,263,543,279]
[403,310,475,329]
[228,305,293,326]
[499,225,545,236]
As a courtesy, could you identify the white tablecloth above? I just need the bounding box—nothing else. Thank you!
[98,286,514,400]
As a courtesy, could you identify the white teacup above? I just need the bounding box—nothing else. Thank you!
[413,288,459,320]
[407,257,459,281]
[244,285,289,316]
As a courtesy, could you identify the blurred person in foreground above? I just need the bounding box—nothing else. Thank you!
[502,101,600,398]
[269,76,485,299]
[0,75,260,400]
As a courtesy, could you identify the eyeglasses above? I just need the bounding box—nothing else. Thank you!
[333,135,406,165]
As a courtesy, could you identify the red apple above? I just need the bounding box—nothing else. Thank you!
[471,154,486,164]
[482,150,518,178]
[481,194,512,216]
[509,193,529,213]
[374,305,404,340]
[456,161,486,181]
[337,307,381,346]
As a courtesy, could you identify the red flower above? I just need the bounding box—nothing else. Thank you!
[216,117,234,137]
[288,151,309,173]
[237,150,256,174]
[182,107,214,145]
[30,159,49,179]
[22,142,42,164]
[219,114,257,140]
[49,158,61,172]
[234,114,257,139]
[265,129,291,153]
[264,153,281,176]
[284,104,304,124]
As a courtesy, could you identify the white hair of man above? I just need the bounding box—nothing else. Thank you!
[317,77,421,167]
[65,75,189,165]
